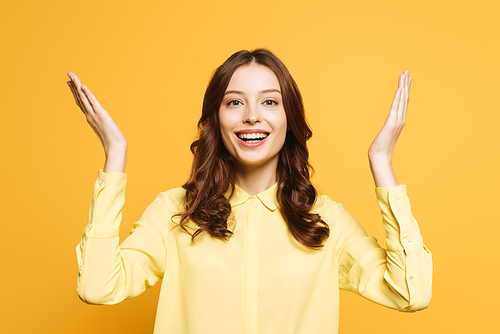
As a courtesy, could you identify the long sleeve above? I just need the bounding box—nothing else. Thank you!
[334,184,432,312]
[75,169,170,305]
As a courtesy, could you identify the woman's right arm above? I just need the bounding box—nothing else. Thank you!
[75,170,169,304]
[68,73,169,304]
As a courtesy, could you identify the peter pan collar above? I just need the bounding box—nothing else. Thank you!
[224,182,279,212]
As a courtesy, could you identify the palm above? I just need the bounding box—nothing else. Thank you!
[67,72,128,154]
[368,70,412,160]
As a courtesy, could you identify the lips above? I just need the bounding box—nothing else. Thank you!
[234,129,270,146]
[236,132,269,142]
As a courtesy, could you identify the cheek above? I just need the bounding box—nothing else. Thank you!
[272,111,287,136]
[218,111,234,148]
[269,111,287,151]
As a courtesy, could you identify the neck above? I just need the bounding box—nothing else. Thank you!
[234,159,278,196]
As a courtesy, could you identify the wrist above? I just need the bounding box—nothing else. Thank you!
[368,153,392,165]
[104,148,127,173]
[368,157,399,188]
[105,145,128,158]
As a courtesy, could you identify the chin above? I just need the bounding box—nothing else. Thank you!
[234,153,279,168]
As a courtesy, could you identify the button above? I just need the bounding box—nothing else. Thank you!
[99,181,104,187]
[408,275,414,281]
[392,196,398,203]
[79,264,84,271]
[250,198,256,202]
[403,238,410,243]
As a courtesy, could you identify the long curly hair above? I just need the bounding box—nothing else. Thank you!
[174,48,329,249]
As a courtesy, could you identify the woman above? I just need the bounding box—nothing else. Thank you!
[68,48,432,334]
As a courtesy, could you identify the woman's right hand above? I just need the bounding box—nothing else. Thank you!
[67,72,128,156]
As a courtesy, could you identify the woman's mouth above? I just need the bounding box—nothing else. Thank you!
[236,132,269,144]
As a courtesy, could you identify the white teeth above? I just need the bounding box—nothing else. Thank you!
[237,132,269,139]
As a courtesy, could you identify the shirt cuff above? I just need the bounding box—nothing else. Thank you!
[84,169,128,239]
[375,184,424,254]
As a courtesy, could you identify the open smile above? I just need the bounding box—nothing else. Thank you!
[234,131,270,147]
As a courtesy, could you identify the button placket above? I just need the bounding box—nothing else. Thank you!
[242,196,259,332]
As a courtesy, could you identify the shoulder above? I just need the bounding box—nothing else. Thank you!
[157,186,187,211]
[311,194,348,221]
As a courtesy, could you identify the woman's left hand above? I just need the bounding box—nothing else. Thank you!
[368,70,412,162]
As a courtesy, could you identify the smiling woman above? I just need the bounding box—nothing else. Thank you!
[69,48,432,334]
[219,65,287,179]
[177,50,329,249]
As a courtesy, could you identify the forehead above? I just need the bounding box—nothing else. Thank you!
[226,64,280,91]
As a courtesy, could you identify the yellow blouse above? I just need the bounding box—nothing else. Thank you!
[75,169,432,334]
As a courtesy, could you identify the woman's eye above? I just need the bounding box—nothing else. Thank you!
[227,100,241,106]
[264,100,277,106]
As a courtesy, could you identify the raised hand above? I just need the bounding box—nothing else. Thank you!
[67,72,128,173]
[67,72,128,156]
[367,70,412,188]
[368,70,412,161]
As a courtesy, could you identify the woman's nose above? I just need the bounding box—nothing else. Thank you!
[243,104,262,124]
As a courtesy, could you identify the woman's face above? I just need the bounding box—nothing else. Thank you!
[219,64,287,170]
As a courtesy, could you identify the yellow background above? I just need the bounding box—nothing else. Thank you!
[1,0,498,332]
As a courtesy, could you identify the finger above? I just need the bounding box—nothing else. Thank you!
[406,71,410,93]
[81,85,103,110]
[69,81,88,113]
[403,87,408,119]
[68,72,92,110]
[69,72,84,88]
[67,81,77,103]
[389,88,402,121]
[78,85,95,115]
[67,73,85,107]
[69,72,94,113]
[391,88,402,108]
[404,71,411,118]
[398,82,407,119]
[408,77,412,110]
[68,81,85,111]
[405,70,409,98]
[68,72,80,89]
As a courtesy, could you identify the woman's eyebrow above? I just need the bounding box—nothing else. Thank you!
[224,89,282,96]
[260,89,281,95]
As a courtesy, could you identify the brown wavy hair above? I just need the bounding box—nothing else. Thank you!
[174,48,329,249]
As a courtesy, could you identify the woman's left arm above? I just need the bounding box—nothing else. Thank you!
[336,71,432,312]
